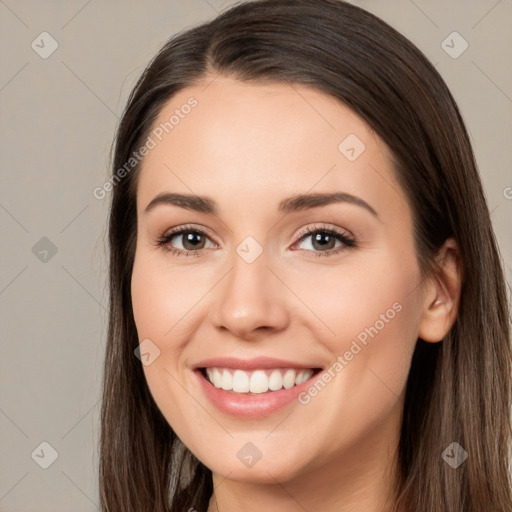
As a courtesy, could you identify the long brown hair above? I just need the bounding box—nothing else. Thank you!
[100,1,512,510]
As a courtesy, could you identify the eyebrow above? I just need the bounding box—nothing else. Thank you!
[144,191,378,218]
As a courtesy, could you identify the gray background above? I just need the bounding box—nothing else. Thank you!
[0,0,511,510]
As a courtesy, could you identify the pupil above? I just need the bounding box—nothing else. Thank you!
[313,232,334,250]
[183,232,204,250]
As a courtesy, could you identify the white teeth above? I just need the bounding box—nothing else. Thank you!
[295,369,310,385]
[232,369,250,393]
[283,369,296,389]
[212,368,222,388]
[249,370,268,393]
[204,367,314,393]
[220,369,232,391]
[268,369,282,391]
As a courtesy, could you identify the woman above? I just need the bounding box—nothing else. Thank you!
[99,1,512,511]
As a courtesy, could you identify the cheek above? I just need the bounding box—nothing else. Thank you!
[288,248,421,408]
[131,266,174,340]
[288,250,420,349]
[130,252,197,403]
[130,252,210,436]
[130,249,224,395]
[131,251,210,343]
[281,258,421,459]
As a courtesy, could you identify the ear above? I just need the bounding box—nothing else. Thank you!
[418,238,463,343]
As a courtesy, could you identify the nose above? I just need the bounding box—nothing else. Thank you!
[210,253,290,340]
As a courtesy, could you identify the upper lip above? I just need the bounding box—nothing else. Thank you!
[192,356,322,371]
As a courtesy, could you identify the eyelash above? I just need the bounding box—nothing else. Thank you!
[155,223,357,258]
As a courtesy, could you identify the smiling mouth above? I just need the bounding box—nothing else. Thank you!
[199,367,322,394]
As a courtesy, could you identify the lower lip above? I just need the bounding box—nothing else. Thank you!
[194,369,319,418]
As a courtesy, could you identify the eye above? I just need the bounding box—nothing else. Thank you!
[155,225,217,256]
[154,223,356,258]
[293,225,356,257]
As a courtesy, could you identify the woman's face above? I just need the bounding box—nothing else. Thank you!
[131,76,428,485]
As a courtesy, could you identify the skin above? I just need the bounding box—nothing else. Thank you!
[130,76,462,512]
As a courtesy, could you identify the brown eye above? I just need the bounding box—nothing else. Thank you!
[156,227,217,255]
[180,231,206,250]
[310,232,337,251]
[295,227,355,255]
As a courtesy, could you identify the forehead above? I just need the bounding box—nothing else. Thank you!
[136,76,403,218]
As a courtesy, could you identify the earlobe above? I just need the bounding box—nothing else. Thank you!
[417,238,463,343]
